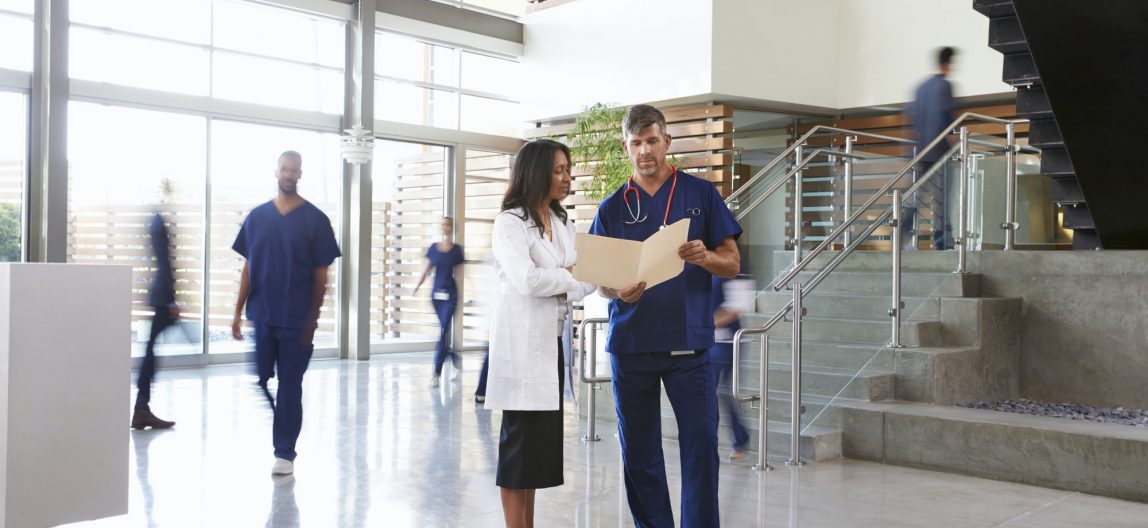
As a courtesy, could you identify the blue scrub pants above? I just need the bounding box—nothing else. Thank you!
[707,343,750,451]
[432,292,459,376]
[254,323,314,462]
[135,305,175,410]
[475,346,490,397]
[903,160,952,250]
[610,351,720,528]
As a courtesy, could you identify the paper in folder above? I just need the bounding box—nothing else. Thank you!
[572,218,689,290]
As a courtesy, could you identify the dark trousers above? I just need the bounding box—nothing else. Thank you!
[476,347,490,397]
[707,343,750,451]
[432,294,458,376]
[254,323,314,462]
[904,160,952,250]
[135,306,175,410]
[610,351,720,528]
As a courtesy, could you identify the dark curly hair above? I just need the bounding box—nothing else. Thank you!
[501,139,571,236]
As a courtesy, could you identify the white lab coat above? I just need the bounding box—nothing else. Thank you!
[485,208,597,411]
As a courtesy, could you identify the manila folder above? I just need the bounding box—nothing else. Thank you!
[572,218,689,290]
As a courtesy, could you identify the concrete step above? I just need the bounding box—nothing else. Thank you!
[578,381,855,440]
[576,386,843,462]
[763,338,895,371]
[742,313,941,347]
[841,401,1148,503]
[733,361,894,402]
[758,290,932,319]
[660,410,842,462]
[772,270,969,299]
[771,249,965,274]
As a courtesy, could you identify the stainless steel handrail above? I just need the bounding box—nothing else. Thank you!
[727,115,1028,469]
[578,317,610,442]
[731,326,772,471]
[732,147,882,223]
[771,113,1028,290]
[725,125,917,207]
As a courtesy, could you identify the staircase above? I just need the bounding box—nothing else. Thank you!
[576,250,1148,503]
[974,0,1098,249]
[975,0,1145,249]
[580,250,987,462]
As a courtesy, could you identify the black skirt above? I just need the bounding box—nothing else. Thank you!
[496,338,564,489]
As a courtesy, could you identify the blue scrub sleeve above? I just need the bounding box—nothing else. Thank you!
[589,202,610,237]
[312,215,341,267]
[705,183,742,248]
[232,217,250,258]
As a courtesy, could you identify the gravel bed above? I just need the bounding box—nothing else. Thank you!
[959,398,1148,427]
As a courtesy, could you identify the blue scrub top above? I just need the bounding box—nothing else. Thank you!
[426,243,465,293]
[589,170,742,354]
[232,200,341,329]
[711,275,742,337]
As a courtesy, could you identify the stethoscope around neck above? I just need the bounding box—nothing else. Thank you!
[623,166,678,228]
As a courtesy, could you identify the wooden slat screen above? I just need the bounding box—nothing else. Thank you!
[786,103,1022,250]
[526,102,736,230]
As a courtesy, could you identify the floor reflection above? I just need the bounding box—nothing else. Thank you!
[59,352,1148,527]
[267,475,298,528]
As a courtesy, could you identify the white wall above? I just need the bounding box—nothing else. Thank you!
[835,0,1008,109]
[522,0,1010,119]
[519,0,713,121]
[710,0,1008,109]
[711,0,843,110]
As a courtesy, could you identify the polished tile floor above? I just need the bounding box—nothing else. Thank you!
[67,352,1148,527]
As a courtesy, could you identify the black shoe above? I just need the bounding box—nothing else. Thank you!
[131,409,175,429]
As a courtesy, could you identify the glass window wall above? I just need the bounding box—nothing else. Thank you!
[370,139,448,346]
[460,149,511,347]
[0,92,27,262]
[208,120,343,353]
[0,6,34,72]
[67,102,207,358]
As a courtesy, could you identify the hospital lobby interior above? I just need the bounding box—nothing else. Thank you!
[2,0,1148,526]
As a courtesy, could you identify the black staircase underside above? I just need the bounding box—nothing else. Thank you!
[1012,0,1148,249]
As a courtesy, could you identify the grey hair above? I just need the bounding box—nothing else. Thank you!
[622,104,668,139]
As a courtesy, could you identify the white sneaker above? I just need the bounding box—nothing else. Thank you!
[271,458,294,475]
[450,360,461,380]
[429,376,440,388]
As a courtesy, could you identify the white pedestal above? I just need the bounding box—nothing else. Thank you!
[0,264,130,528]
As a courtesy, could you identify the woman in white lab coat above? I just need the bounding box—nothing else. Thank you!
[485,139,596,528]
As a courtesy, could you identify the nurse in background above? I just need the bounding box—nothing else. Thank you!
[708,268,756,461]
[414,216,464,387]
[485,139,596,528]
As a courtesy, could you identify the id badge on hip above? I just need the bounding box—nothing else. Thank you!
[433,291,451,301]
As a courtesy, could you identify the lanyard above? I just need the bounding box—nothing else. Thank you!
[624,166,678,228]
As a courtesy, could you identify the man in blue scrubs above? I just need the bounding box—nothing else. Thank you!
[231,150,341,476]
[907,46,957,249]
[590,105,742,527]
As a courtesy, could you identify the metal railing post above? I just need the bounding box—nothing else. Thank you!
[578,317,610,442]
[794,144,805,266]
[753,336,772,471]
[1003,122,1018,250]
[890,190,903,348]
[787,282,806,466]
[843,136,855,247]
[733,327,772,471]
[910,147,920,251]
[956,127,970,274]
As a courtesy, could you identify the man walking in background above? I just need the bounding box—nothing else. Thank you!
[907,46,957,250]
[131,206,179,430]
[231,150,341,476]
